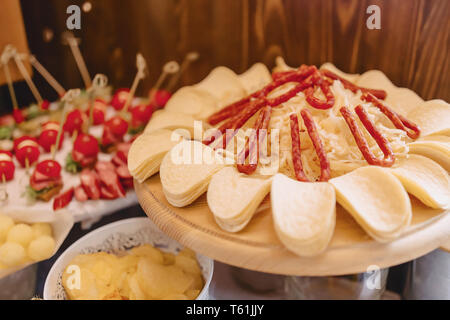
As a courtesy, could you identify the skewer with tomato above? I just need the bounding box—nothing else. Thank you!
[63,109,87,137]
[0,151,15,182]
[129,103,153,133]
[101,116,129,151]
[86,98,107,125]
[27,159,63,202]
[38,121,64,153]
[66,133,99,173]
[13,136,40,169]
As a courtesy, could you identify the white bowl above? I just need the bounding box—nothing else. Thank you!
[44,217,213,300]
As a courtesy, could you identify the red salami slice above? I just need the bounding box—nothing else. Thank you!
[74,185,88,202]
[112,154,127,167]
[95,161,116,173]
[80,169,101,200]
[53,188,74,210]
[98,169,125,198]
[115,165,132,179]
[100,186,118,200]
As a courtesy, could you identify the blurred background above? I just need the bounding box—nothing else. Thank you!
[0,0,449,112]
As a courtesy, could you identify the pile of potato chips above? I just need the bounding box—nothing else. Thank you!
[62,244,204,300]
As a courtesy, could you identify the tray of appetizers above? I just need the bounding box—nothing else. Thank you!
[0,45,175,223]
[132,59,450,276]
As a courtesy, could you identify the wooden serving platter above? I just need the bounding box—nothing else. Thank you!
[135,175,450,276]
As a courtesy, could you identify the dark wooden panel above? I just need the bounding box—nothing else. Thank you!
[1,0,448,113]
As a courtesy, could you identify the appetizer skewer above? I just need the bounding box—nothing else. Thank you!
[38,121,64,153]
[13,136,40,171]
[29,54,66,97]
[0,151,15,201]
[103,54,147,148]
[12,49,50,111]
[62,32,92,88]
[1,46,23,124]
[148,60,180,110]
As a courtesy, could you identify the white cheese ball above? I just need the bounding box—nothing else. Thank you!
[7,224,34,247]
[27,236,56,261]
[0,214,15,243]
[0,242,26,267]
[31,223,53,239]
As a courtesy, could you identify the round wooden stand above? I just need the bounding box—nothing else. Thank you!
[135,175,450,276]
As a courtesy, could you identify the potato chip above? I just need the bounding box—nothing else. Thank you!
[62,244,204,300]
[130,244,164,264]
[137,258,193,299]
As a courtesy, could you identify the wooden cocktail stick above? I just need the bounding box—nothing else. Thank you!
[149,61,179,102]
[1,45,19,110]
[122,53,147,114]
[53,89,81,160]
[87,74,108,129]
[0,174,7,202]
[167,51,199,91]
[62,32,92,88]
[29,54,66,97]
[7,46,45,105]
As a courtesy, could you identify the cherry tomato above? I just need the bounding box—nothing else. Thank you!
[15,146,40,168]
[0,151,14,181]
[86,99,107,125]
[13,136,38,152]
[40,100,50,110]
[73,133,99,157]
[105,116,128,137]
[130,104,153,128]
[36,159,61,178]
[111,88,130,111]
[13,109,25,124]
[38,122,63,153]
[64,109,86,135]
[150,89,171,109]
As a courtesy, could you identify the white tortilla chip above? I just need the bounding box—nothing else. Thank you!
[271,174,336,257]
[194,66,247,107]
[238,63,272,94]
[356,70,396,91]
[407,99,450,137]
[390,155,450,209]
[128,129,184,183]
[330,166,412,242]
[207,167,271,232]
[164,86,218,120]
[385,87,424,116]
[160,140,225,207]
[144,110,207,140]
[408,139,450,172]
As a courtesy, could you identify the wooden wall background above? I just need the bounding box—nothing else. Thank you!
[1,0,448,112]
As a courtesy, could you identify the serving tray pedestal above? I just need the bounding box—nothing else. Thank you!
[135,175,450,276]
